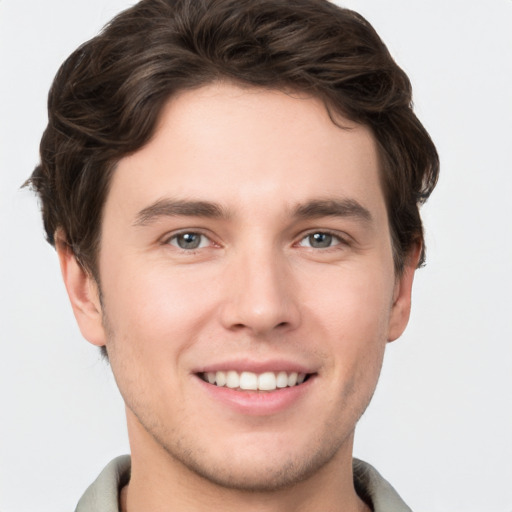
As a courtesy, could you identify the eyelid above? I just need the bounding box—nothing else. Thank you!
[162,228,219,248]
[295,229,351,248]
[159,227,351,250]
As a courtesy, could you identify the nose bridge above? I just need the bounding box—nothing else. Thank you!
[221,240,300,334]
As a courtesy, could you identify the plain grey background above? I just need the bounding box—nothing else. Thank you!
[1,1,511,510]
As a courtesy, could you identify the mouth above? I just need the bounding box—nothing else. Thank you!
[197,370,313,391]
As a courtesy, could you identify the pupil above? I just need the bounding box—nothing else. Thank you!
[178,233,200,249]
[310,233,332,248]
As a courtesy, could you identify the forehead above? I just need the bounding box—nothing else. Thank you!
[106,83,385,221]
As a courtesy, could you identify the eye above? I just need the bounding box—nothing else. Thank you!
[298,232,341,249]
[168,232,210,250]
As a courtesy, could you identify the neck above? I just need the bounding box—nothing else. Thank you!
[122,415,370,512]
[122,463,370,512]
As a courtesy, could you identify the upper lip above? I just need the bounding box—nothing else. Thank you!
[193,358,318,375]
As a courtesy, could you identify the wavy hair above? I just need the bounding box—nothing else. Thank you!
[28,0,439,276]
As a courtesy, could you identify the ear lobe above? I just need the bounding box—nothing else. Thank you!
[387,243,422,342]
[56,237,107,347]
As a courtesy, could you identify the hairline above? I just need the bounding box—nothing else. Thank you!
[73,80,408,281]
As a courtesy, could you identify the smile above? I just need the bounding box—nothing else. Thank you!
[199,370,309,391]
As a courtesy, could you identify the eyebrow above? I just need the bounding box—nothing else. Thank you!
[134,199,230,226]
[293,198,372,223]
[133,197,372,227]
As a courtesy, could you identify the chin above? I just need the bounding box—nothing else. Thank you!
[151,421,351,493]
[168,446,340,492]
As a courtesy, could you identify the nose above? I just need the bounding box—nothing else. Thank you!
[219,246,301,336]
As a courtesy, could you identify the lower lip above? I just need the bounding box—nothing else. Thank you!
[195,375,315,416]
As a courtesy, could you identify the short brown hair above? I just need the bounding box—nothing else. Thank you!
[28,0,439,276]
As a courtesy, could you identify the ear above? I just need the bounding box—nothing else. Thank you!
[387,243,422,342]
[56,235,107,347]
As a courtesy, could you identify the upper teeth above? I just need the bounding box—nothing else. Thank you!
[203,371,306,391]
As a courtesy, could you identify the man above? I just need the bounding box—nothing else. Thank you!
[28,0,438,510]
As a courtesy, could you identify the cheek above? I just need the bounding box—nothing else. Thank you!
[303,266,393,379]
[101,269,208,403]
[99,272,212,392]
[102,259,217,333]
[306,264,394,336]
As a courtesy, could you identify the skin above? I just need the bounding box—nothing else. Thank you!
[58,83,419,512]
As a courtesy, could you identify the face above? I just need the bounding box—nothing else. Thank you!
[63,83,416,491]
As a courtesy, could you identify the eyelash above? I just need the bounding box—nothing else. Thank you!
[163,229,349,253]
[296,230,349,250]
[165,230,215,252]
